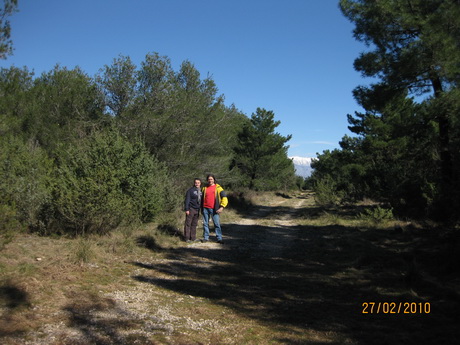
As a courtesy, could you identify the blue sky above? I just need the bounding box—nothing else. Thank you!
[1,0,368,158]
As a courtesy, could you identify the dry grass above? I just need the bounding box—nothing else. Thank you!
[1,192,459,344]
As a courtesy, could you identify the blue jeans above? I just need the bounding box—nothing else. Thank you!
[202,208,222,241]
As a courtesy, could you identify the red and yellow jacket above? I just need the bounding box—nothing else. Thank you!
[201,184,228,211]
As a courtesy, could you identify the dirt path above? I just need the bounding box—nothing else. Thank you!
[114,192,459,344]
[225,194,307,260]
[102,193,328,344]
[4,192,459,344]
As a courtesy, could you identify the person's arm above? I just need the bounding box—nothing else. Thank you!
[217,189,228,213]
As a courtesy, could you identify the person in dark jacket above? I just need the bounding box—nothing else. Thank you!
[183,178,202,242]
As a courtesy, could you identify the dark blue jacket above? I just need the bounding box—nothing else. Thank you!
[184,186,202,211]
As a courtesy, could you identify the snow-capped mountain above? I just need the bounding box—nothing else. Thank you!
[290,156,314,178]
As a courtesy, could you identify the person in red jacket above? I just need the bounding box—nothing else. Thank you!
[201,174,228,244]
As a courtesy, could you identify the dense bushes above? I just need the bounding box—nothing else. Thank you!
[51,129,170,235]
[0,135,53,230]
[0,54,295,239]
[0,128,171,237]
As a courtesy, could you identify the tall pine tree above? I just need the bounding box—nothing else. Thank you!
[338,0,460,218]
[231,108,295,190]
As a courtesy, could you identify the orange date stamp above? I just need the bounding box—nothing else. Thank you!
[362,302,431,314]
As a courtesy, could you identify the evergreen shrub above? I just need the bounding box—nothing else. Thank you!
[313,175,344,207]
[358,205,394,226]
[51,129,170,235]
[0,135,53,232]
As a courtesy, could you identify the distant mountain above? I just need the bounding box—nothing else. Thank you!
[290,156,314,178]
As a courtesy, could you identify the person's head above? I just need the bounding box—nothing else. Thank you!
[193,178,201,188]
[206,174,216,186]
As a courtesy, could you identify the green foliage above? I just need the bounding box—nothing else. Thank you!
[310,147,367,203]
[0,51,300,237]
[51,128,170,235]
[231,108,296,191]
[358,206,394,226]
[0,66,34,137]
[0,203,23,250]
[0,0,17,59]
[72,237,95,264]
[97,53,246,188]
[311,95,442,217]
[318,211,341,226]
[313,175,344,207]
[1,65,107,154]
[96,55,137,117]
[28,66,106,153]
[295,176,306,190]
[0,135,53,231]
[308,0,460,220]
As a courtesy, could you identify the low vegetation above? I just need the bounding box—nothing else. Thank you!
[1,192,459,344]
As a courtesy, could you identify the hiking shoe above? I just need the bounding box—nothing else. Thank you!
[217,240,224,244]
[201,239,208,243]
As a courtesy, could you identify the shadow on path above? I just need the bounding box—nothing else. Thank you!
[131,196,460,344]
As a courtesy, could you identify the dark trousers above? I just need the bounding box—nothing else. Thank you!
[184,208,199,241]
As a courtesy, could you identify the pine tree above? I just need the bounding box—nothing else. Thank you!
[337,0,460,218]
[0,0,18,59]
[232,108,295,190]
